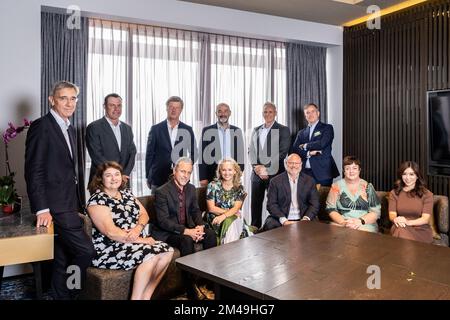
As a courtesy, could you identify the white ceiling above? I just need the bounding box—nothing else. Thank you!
[179,0,408,26]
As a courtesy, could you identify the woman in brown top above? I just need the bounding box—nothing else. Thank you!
[388,161,433,244]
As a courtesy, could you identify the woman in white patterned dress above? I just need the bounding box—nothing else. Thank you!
[86,161,173,300]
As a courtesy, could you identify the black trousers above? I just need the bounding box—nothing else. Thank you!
[165,228,217,257]
[165,228,217,299]
[51,211,95,300]
[250,173,271,229]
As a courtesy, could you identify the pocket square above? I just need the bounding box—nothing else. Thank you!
[313,131,321,137]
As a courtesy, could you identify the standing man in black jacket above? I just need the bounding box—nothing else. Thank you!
[86,93,136,185]
[25,81,95,299]
[248,102,290,229]
[198,102,244,186]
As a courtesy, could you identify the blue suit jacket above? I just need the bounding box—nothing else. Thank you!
[145,120,197,187]
[291,121,339,181]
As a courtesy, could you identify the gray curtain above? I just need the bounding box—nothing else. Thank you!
[286,43,327,140]
[41,11,89,205]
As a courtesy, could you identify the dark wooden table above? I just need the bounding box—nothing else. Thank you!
[176,221,450,300]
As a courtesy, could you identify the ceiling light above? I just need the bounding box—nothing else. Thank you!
[332,0,364,4]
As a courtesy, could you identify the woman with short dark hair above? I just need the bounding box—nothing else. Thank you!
[326,156,380,232]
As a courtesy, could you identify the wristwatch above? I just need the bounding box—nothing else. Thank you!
[359,218,366,225]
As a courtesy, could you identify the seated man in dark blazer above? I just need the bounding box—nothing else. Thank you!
[153,157,216,300]
[199,102,244,186]
[262,153,319,231]
[153,157,216,256]
[291,103,339,186]
[86,93,137,185]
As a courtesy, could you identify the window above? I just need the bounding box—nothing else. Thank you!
[86,19,286,223]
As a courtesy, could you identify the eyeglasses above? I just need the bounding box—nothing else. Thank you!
[56,96,78,103]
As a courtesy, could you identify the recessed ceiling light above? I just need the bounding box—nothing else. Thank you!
[332,0,364,4]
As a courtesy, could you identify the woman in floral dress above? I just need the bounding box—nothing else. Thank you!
[206,158,255,244]
[326,156,381,233]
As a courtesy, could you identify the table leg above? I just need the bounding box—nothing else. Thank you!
[31,262,42,300]
[0,266,4,293]
[213,282,221,300]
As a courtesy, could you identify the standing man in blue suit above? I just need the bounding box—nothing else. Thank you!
[291,103,339,186]
[86,93,137,185]
[25,81,95,299]
[145,96,197,194]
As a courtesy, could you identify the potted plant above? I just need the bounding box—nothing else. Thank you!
[0,173,16,213]
[1,119,30,213]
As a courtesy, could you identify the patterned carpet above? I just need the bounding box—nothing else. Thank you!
[0,275,192,300]
[0,275,51,300]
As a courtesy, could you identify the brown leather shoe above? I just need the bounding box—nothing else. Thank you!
[198,285,215,300]
[193,284,207,300]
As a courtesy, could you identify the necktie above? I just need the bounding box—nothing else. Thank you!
[178,189,186,225]
[305,125,311,141]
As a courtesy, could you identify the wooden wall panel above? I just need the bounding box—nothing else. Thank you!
[344,0,450,197]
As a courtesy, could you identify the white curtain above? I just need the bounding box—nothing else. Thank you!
[86,19,286,222]
[208,34,286,222]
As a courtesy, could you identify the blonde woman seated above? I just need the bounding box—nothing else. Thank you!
[206,158,254,244]
[326,156,381,232]
[86,161,173,300]
[388,161,434,244]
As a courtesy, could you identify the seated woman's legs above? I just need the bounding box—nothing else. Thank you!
[131,251,173,300]
[142,251,173,300]
[131,257,158,300]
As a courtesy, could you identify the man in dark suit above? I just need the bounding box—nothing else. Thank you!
[153,157,216,299]
[199,102,244,186]
[145,96,197,194]
[291,103,339,186]
[86,93,136,184]
[262,153,319,231]
[153,157,216,255]
[249,102,290,229]
[24,81,95,300]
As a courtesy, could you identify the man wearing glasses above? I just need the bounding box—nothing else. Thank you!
[261,153,319,231]
[25,81,95,299]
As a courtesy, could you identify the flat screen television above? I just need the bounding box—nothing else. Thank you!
[427,89,450,176]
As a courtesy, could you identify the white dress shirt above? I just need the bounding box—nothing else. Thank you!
[279,174,301,225]
[259,121,275,149]
[305,120,319,169]
[167,120,179,149]
[217,123,231,159]
[105,117,121,151]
